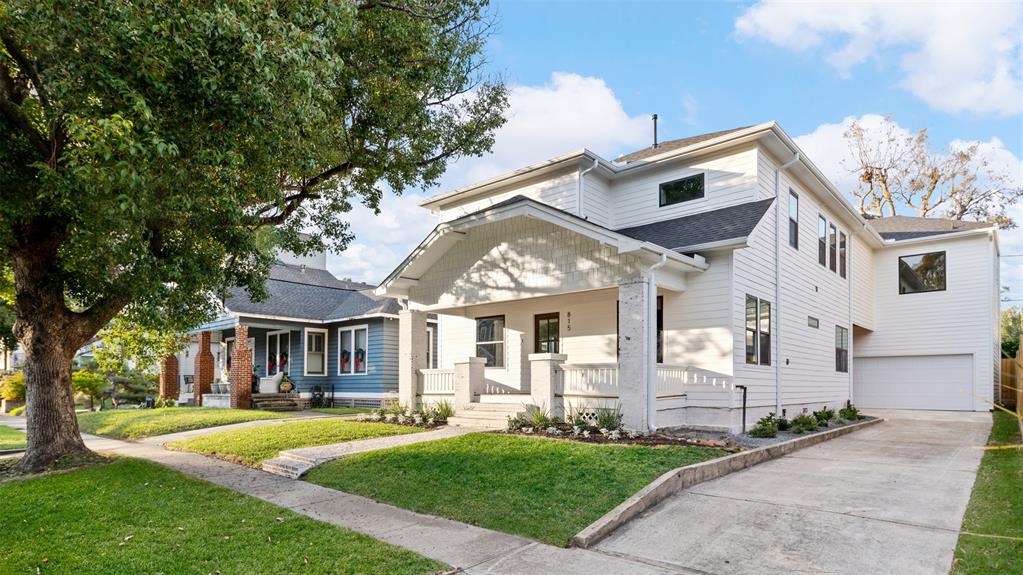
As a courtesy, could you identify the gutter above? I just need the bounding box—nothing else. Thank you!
[773,152,800,415]
[577,158,599,220]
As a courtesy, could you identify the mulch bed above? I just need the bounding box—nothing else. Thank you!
[500,429,742,452]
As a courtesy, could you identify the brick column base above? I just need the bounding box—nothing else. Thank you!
[230,324,253,409]
[195,331,214,406]
[159,354,180,399]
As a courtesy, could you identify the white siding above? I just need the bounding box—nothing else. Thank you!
[436,169,579,223]
[854,233,996,411]
[852,233,875,330]
[609,145,759,229]
[582,173,613,228]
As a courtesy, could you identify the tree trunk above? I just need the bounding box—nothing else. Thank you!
[16,327,89,472]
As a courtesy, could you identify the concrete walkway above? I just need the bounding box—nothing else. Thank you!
[0,415,685,574]
[596,410,992,575]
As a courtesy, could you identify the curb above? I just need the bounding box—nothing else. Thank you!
[570,417,883,548]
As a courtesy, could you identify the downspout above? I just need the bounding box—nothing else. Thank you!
[647,253,668,432]
[773,153,800,415]
[577,158,599,220]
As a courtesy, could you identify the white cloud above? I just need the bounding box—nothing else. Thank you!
[327,73,651,284]
[795,115,1023,307]
[735,1,1023,116]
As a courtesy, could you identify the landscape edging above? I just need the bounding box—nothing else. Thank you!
[570,417,883,548]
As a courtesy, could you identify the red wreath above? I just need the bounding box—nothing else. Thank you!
[340,349,351,371]
[279,351,288,368]
[355,348,365,371]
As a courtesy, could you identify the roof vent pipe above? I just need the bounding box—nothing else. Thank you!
[652,114,659,148]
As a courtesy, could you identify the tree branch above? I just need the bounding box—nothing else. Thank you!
[0,63,50,158]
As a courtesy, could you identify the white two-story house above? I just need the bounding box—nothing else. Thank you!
[377,123,1001,432]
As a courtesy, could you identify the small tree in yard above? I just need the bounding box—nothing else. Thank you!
[71,370,105,411]
[92,314,186,407]
[0,1,507,471]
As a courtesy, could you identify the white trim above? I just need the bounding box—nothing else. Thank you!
[265,329,292,377]
[337,324,370,376]
[219,311,397,325]
[672,237,748,252]
[303,327,328,377]
[426,325,437,370]
[879,227,996,248]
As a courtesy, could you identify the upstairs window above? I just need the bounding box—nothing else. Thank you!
[788,191,799,249]
[659,174,705,207]
[475,316,505,367]
[828,223,838,272]
[835,325,849,373]
[899,251,946,294]
[818,216,827,266]
[745,295,771,366]
[839,231,848,278]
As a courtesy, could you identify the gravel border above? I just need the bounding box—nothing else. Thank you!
[664,416,877,449]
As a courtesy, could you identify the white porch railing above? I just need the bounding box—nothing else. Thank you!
[656,364,689,397]
[419,368,455,394]
[561,363,619,397]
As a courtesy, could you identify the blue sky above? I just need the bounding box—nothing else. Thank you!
[329,0,1022,304]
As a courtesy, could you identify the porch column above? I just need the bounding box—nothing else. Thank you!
[454,357,485,410]
[159,354,180,400]
[194,331,214,406]
[398,309,428,408]
[618,272,654,432]
[230,324,253,409]
[529,353,566,417]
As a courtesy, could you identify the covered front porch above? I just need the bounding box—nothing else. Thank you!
[379,196,734,431]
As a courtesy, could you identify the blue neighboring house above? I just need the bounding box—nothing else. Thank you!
[175,250,436,410]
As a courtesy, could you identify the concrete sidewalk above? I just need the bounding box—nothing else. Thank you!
[0,414,689,574]
[596,410,991,575]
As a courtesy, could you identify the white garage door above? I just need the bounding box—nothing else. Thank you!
[854,354,974,410]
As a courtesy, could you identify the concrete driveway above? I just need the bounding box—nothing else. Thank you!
[596,410,992,575]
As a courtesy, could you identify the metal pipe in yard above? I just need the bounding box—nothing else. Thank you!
[736,385,748,433]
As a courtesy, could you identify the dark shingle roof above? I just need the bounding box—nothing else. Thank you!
[616,198,775,251]
[867,216,992,241]
[616,126,752,163]
[224,263,397,321]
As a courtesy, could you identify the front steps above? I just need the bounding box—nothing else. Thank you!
[447,402,529,430]
[252,393,305,412]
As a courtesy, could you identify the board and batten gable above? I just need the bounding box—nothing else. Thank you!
[609,144,759,229]
[851,233,876,330]
[854,233,997,410]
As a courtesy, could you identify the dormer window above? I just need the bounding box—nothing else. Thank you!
[659,174,705,207]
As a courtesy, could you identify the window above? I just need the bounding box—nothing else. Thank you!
[426,326,437,369]
[788,190,799,249]
[304,328,327,376]
[898,251,947,294]
[534,313,560,354]
[839,231,847,278]
[835,325,849,373]
[818,216,827,266]
[659,174,704,207]
[745,295,770,365]
[338,325,369,375]
[266,331,291,376]
[828,223,837,272]
[807,316,820,329]
[475,316,505,367]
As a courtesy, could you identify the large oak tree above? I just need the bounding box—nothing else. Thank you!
[0,0,506,471]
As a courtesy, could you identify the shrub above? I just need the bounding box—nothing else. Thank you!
[506,414,526,432]
[432,400,454,421]
[776,416,791,431]
[812,408,835,426]
[0,372,25,401]
[525,404,554,429]
[9,405,25,416]
[154,395,178,408]
[594,404,624,431]
[565,403,589,428]
[839,401,862,421]
[789,414,819,434]
[748,412,780,438]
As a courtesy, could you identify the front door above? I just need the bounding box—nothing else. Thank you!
[534,312,560,354]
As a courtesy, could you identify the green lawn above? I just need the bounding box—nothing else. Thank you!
[77,407,283,440]
[952,410,1023,574]
[311,407,375,416]
[0,424,26,450]
[0,457,444,574]
[306,433,724,546]
[168,419,422,467]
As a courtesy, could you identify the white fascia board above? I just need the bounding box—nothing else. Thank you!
[878,227,996,248]
[673,237,749,253]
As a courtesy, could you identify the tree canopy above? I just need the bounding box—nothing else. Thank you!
[0,0,507,471]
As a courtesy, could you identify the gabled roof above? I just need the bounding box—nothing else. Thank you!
[867,216,993,241]
[222,263,399,322]
[616,126,753,163]
[616,198,775,251]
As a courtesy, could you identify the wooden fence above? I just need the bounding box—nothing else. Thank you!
[1002,348,1023,412]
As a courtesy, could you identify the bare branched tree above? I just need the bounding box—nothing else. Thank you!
[844,115,1021,227]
